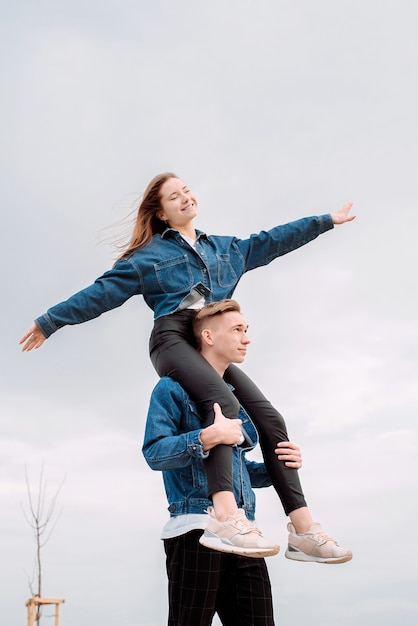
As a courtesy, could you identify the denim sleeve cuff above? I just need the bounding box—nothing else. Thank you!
[35,314,59,338]
[186,431,209,459]
[318,214,334,233]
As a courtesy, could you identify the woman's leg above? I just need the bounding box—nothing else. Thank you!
[150,314,241,498]
[225,366,353,561]
[224,364,307,516]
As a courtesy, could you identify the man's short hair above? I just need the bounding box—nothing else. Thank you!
[193,299,241,349]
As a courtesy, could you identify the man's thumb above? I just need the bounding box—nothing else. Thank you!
[213,402,222,420]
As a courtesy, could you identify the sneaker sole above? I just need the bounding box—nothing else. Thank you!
[199,534,280,558]
[285,546,353,564]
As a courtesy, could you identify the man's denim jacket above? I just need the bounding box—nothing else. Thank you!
[35,215,333,337]
[142,377,273,521]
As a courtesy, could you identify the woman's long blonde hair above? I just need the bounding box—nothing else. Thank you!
[115,172,177,261]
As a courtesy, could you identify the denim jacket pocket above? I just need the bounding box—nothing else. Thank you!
[155,255,194,294]
[216,254,238,287]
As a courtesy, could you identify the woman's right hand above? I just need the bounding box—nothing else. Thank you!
[19,324,47,352]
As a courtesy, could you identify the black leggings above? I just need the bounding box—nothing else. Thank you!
[150,310,306,516]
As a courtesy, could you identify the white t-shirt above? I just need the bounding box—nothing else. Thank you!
[161,514,208,539]
[180,234,205,310]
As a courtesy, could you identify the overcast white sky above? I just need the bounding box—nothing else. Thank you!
[1,1,418,625]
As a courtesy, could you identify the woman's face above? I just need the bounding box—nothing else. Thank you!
[158,177,198,228]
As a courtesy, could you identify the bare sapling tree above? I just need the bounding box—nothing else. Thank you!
[21,463,65,626]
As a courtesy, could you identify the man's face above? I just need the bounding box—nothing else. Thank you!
[210,311,251,365]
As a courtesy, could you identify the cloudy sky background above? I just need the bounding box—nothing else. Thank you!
[1,1,418,624]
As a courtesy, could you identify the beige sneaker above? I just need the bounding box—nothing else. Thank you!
[199,507,280,558]
[285,522,352,564]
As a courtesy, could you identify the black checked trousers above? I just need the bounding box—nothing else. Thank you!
[164,530,275,626]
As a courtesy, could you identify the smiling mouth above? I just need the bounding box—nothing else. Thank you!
[182,203,194,211]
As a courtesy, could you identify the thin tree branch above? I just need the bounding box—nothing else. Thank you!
[21,463,65,626]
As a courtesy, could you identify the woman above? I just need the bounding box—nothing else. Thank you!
[20,173,355,563]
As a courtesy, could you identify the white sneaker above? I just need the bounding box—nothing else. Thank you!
[199,507,280,558]
[285,522,352,564]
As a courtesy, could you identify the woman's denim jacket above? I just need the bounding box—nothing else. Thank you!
[35,215,333,337]
[142,377,272,520]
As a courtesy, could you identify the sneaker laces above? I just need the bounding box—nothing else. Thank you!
[206,507,262,536]
[305,527,336,546]
[229,514,263,536]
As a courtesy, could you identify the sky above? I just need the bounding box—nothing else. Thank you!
[1,0,418,624]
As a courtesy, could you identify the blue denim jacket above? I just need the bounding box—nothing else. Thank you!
[142,377,272,520]
[35,215,333,337]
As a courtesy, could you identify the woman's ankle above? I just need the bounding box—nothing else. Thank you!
[288,506,314,534]
[212,491,239,521]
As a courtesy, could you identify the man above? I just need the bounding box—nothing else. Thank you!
[142,299,303,625]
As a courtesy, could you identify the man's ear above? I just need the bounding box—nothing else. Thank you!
[201,328,214,346]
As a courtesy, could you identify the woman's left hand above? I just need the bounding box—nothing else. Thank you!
[332,202,356,224]
[275,441,302,469]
